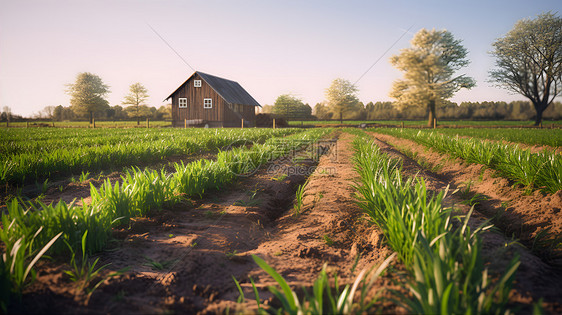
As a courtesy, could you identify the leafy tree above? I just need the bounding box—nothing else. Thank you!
[390,28,475,126]
[313,102,332,119]
[272,94,312,119]
[1,106,12,122]
[156,105,172,120]
[66,72,110,124]
[124,105,153,122]
[489,12,562,126]
[261,104,274,114]
[122,82,150,125]
[325,78,359,123]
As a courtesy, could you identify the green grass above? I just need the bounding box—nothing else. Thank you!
[1,120,171,128]
[352,133,520,314]
[0,128,300,185]
[288,120,562,127]
[372,128,562,193]
[429,128,562,147]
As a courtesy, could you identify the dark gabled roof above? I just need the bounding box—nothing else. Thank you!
[165,71,261,107]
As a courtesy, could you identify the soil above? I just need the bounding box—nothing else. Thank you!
[371,132,562,261]
[16,132,402,314]
[368,131,562,312]
[8,130,562,314]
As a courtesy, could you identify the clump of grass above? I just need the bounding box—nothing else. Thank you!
[293,178,309,216]
[233,253,395,314]
[352,135,520,314]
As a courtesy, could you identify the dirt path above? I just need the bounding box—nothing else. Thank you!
[368,131,562,313]
[22,132,400,314]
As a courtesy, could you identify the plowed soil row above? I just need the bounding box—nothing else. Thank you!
[18,132,401,314]
[368,131,562,312]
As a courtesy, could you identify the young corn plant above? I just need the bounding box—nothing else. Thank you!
[0,227,62,310]
[352,134,520,314]
[64,230,111,291]
[235,253,395,315]
[293,178,309,216]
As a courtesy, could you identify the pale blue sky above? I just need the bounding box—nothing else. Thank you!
[0,0,560,117]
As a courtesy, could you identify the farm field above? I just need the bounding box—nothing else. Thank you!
[1,120,172,128]
[1,127,562,314]
[288,119,562,127]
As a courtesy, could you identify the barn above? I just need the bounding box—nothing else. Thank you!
[165,71,261,127]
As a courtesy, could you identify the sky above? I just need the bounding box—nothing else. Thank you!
[0,0,560,117]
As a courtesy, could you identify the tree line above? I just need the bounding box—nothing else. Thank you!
[265,12,562,126]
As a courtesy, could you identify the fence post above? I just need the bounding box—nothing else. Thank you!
[273,118,276,129]
[433,118,437,129]
[185,119,187,128]
[241,118,244,129]
[401,122,404,129]
[93,118,96,128]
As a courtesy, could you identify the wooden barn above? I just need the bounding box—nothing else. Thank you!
[165,71,261,127]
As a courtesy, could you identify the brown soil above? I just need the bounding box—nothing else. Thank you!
[368,131,562,312]
[16,132,402,314]
[11,130,562,314]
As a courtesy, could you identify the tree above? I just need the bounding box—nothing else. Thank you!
[1,106,12,122]
[41,106,56,120]
[325,78,359,123]
[122,82,150,125]
[313,102,332,119]
[390,29,475,126]
[489,12,562,126]
[272,94,312,120]
[156,105,172,120]
[66,72,110,124]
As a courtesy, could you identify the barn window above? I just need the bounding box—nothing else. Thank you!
[179,98,187,108]
[204,98,212,109]
[194,80,202,87]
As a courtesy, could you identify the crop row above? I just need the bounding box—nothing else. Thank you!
[0,128,329,302]
[429,128,562,148]
[372,128,562,193]
[0,128,300,185]
[352,134,520,314]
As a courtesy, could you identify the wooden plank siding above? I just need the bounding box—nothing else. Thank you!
[169,72,259,127]
[171,73,226,126]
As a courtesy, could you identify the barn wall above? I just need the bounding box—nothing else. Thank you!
[170,73,258,127]
[171,73,227,126]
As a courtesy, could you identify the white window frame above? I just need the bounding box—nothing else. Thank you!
[179,97,187,108]
[203,98,213,109]
[194,80,202,87]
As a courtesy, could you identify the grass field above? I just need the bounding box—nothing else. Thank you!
[1,126,560,313]
[1,120,172,128]
[288,119,562,127]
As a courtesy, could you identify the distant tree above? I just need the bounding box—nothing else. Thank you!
[157,105,172,120]
[261,104,274,114]
[272,94,312,119]
[325,78,359,123]
[66,72,110,124]
[122,82,150,125]
[41,106,56,120]
[1,106,12,122]
[390,28,475,126]
[489,12,562,126]
[313,102,332,119]
[124,105,153,122]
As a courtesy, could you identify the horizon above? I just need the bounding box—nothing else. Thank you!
[1,0,560,117]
